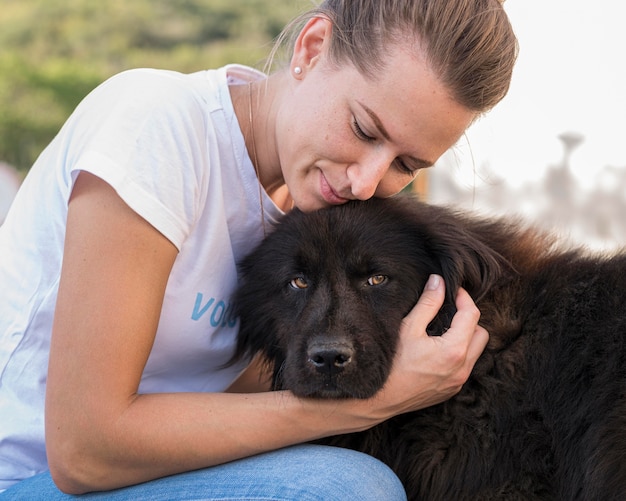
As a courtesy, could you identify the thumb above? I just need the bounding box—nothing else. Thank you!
[402,274,445,335]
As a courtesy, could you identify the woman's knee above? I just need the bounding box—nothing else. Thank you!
[269,444,407,501]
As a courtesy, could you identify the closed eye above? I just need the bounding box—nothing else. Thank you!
[353,118,419,176]
[352,118,376,143]
[393,158,420,176]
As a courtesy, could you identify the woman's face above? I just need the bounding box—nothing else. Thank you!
[274,32,476,212]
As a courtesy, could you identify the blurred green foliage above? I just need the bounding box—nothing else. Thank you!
[0,0,311,172]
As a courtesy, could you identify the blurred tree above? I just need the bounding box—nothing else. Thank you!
[0,0,309,172]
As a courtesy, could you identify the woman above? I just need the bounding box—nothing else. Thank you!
[0,0,517,498]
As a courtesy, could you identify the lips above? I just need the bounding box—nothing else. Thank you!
[319,172,350,205]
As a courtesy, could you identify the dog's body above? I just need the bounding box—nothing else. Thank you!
[233,195,626,500]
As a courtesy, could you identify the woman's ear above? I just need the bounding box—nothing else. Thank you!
[290,16,332,76]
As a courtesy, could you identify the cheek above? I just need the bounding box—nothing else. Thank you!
[275,99,322,170]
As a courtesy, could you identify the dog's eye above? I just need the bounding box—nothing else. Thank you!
[367,275,387,286]
[290,277,309,289]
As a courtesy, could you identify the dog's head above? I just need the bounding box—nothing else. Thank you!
[232,195,505,399]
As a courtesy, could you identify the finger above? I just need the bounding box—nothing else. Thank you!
[467,325,489,363]
[446,287,481,337]
[445,323,489,391]
[402,274,445,334]
[442,287,489,361]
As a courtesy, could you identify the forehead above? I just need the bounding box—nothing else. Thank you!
[289,203,416,260]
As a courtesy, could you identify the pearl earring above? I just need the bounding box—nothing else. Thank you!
[294,66,302,75]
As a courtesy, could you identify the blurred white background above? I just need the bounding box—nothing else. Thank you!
[429,0,626,250]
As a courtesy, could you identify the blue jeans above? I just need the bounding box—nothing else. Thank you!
[0,445,406,500]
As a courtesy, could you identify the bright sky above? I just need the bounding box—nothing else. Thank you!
[449,0,626,188]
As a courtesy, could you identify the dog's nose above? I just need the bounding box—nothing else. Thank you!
[307,342,354,375]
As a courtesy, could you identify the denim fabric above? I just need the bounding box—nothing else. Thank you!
[0,445,407,500]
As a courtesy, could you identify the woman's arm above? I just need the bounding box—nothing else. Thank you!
[46,172,486,494]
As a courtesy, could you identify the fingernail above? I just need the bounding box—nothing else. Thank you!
[425,274,442,291]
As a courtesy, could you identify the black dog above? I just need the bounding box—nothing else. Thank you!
[232,195,626,500]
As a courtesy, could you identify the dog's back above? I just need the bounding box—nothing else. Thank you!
[234,195,626,500]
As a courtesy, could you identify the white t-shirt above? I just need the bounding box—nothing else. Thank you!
[0,65,282,490]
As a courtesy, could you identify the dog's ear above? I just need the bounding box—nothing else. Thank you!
[228,261,282,366]
[417,205,509,334]
[226,212,300,369]
[433,226,506,304]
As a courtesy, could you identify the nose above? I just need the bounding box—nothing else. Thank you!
[307,340,355,376]
[346,150,394,200]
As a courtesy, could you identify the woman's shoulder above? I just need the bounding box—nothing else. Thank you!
[93,68,216,114]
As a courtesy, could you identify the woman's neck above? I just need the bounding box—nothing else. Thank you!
[229,74,288,208]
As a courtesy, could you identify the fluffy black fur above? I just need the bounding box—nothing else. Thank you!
[232,195,626,500]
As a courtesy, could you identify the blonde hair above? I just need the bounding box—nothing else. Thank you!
[269,0,518,113]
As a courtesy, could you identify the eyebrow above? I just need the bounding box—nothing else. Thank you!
[357,101,435,169]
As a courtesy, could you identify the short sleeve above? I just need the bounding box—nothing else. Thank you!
[63,69,211,249]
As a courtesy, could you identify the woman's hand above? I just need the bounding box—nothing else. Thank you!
[347,275,488,425]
